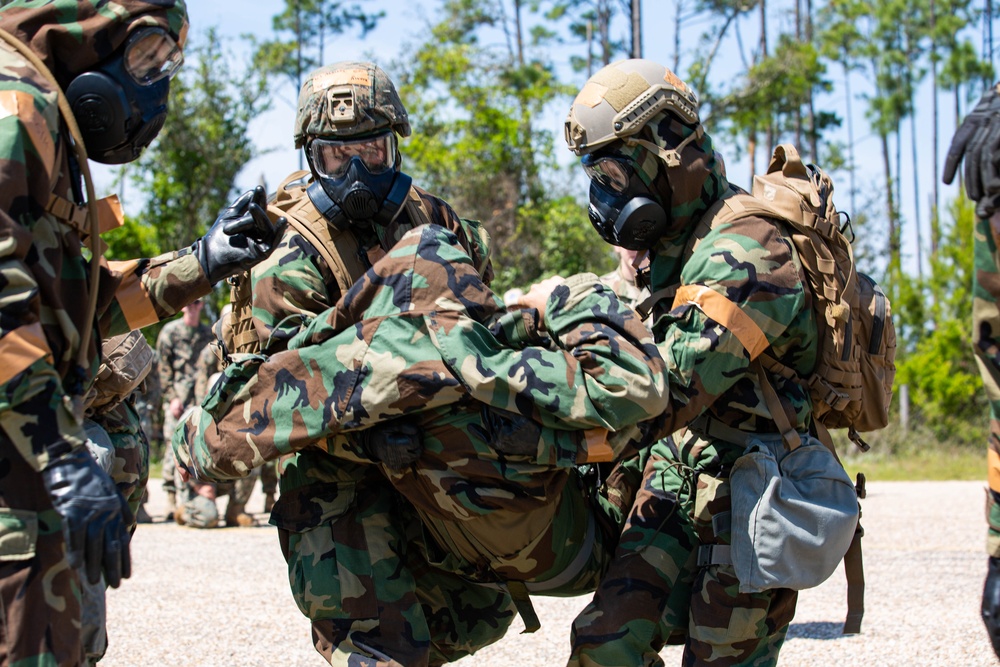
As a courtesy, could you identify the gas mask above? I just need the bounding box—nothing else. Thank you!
[305,131,411,229]
[583,153,668,251]
[66,27,183,164]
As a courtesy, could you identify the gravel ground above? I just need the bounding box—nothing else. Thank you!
[101,479,998,666]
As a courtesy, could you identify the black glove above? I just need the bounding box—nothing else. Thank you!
[943,83,1000,218]
[194,186,287,284]
[356,419,423,471]
[984,556,1000,658]
[41,447,132,588]
[468,405,541,457]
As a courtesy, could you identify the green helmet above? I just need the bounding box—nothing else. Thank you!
[564,59,699,156]
[293,61,410,149]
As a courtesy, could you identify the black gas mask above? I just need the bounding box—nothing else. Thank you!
[66,27,183,164]
[583,153,668,250]
[305,131,412,230]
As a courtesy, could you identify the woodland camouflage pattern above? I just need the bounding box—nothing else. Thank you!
[0,2,199,666]
[974,211,1000,557]
[175,224,669,663]
[293,60,411,148]
[189,169,499,663]
[565,62,816,667]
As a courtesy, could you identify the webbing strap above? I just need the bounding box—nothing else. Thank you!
[672,284,770,360]
[696,544,732,567]
[506,581,541,633]
[842,522,865,634]
[753,359,802,450]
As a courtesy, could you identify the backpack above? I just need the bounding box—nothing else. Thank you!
[670,143,891,635]
[673,143,896,452]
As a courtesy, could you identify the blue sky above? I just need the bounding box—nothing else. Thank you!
[93,0,968,275]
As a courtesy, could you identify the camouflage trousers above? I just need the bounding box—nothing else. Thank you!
[569,435,798,667]
[274,449,516,666]
[0,437,84,667]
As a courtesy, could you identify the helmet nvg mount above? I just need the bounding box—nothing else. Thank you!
[294,61,410,149]
[564,59,699,159]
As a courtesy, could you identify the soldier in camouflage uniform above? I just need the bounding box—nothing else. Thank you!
[198,61,499,664]
[562,59,818,666]
[0,2,283,664]
[943,83,1000,660]
[175,223,669,664]
[156,298,212,521]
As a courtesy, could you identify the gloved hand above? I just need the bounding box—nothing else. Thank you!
[983,556,1000,658]
[41,447,132,588]
[356,419,423,471]
[193,186,287,284]
[943,83,1000,218]
[468,406,541,457]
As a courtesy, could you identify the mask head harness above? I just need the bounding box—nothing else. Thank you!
[66,27,184,165]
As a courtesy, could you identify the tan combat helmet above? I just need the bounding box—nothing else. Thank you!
[293,61,411,148]
[565,59,700,161]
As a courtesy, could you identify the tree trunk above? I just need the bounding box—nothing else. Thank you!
[631,0,642,58]
[844,63,857,215]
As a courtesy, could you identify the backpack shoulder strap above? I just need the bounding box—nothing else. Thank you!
[271,179,365,296]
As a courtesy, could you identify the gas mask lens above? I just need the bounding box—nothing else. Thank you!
[583,155,631,194]
[125,28,183,85]
[310,132,397,178]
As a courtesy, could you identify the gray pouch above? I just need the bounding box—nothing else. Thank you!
[729,434,858,593]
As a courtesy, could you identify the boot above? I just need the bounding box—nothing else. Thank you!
[135,504,153,524]
[263,492,275,514]
[164,490,176,523]
[225,502,257,528]
[174,503,186,526]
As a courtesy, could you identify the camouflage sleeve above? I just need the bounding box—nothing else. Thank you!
[101,251,212,336]
[173,226,666,479]
[656,214,809,432]
[0,73,88,470]
[249,228,332,355]
[973,212,1000,557]
[411,187,494,284]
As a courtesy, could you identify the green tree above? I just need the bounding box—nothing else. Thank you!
[395,0,582,292]
[116,29,270,328]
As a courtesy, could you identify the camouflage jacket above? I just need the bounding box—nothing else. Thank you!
[175,225,668,488]
[156,319,212,408]
[598,265,649,311]
[0,0,204,471]
[647,198,816,456]
[251,178,492,355]
[973,211,1000,556]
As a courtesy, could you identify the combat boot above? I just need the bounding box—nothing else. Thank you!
[225,502,257,528]
[263,492,275,513]
[164,490,176,522]
[135,504,153,524]
[174,503,186,526]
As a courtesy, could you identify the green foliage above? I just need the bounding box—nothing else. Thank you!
[250,0,382,94]
[395,0,576,287]
[127,29,270,253]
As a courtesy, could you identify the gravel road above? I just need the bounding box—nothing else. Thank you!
[100,480,997,666]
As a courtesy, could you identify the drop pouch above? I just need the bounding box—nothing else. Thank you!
[729,434,858,593]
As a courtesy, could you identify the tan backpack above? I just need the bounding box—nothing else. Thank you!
[674,144,896,452]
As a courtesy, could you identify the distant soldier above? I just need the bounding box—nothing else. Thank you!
[943,82,1000,660]
[156,298,212,521]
